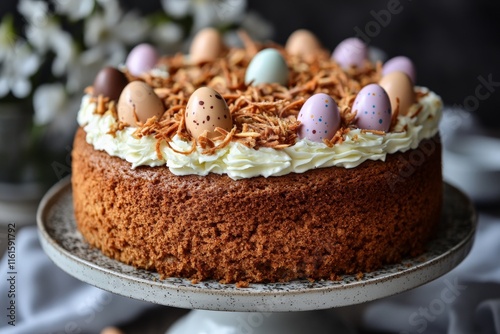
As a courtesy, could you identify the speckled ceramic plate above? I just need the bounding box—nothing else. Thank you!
[37,177,476,312]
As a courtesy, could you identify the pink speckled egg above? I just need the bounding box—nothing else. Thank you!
[353,84,392,132]
[331,37,368,70]
[185,87,233,139]
[125,43,159,76]
[382,56,416,83]
[297,93,341,142]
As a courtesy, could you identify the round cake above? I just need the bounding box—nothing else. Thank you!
[72,29,443,284]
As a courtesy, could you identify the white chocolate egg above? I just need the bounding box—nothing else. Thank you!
[117,81,164,126]
[185,87,232,139]
[189,27,224,64]
[379,71,416,116]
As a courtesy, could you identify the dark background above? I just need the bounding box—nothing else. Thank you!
[250,0,500,130]
[250,0,500,129]
[1,0,499,129]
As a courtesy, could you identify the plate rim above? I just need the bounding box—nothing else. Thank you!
[37,176,477,311]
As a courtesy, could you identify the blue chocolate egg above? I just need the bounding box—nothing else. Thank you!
[245,48,289,86]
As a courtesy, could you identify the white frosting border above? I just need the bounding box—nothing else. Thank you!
[77,87,442,180]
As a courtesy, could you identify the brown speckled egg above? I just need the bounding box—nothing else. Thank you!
[117,81,164,126]
[189,27,224,64]
[185,87,232,139]
[92,67,129,101]
[379,71,416,116]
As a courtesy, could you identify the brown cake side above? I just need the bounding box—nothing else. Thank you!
[72,127,442,283]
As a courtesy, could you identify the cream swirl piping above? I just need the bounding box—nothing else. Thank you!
[77,87,442,180]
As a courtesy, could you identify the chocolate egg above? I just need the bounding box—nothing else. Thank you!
[185,87,233,139]
[125,43,159,76]
[189,27,224,64]
[297,93,341,142]
[245,48,289,86]
[353,84,392,132]
[117,81,164,126]
[382,56,416,83]
[331,37,368,70]
[285,29,322,61]
[379,71,416,116]
[92,67,128,101]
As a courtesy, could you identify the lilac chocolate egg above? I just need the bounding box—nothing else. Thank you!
[125,43,159,76]
[382,56,416,83]
[331,37,367,70]
[353,84,392,132]
[298,93,341,142]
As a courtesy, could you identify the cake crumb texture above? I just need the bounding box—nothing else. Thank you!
[72,128,442,283]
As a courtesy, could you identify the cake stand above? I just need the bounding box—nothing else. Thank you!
[37,177,476,334]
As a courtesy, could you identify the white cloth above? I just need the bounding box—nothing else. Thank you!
[360,212,500,334]
[0,226,153,334]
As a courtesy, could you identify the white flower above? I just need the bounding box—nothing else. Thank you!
[162,0,247,31]
[110,11,152,45]
[34,85,81,150]
[151,22,184,51]
[33,83,67,125]
[239,11,274,42]
[0,41,40,98]
[17,0,49,29]
[65,42,125,93]
[0,15,17,62]
[96,0,121,26]
[66,4,150,93]
[212,0,247,23]
[222,11,274,48]
[84,3,150,48]
[53,0,95,21]
[25,18,76,77]
[161,0,191,18]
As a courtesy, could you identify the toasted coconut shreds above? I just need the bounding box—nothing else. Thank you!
[107,121,127,137]
[361,129,386,136]
[390,97,400,131]
[92,41,389,154]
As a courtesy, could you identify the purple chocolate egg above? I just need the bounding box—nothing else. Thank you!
[125,43,159,77]
[382,56,416,83]
[331,37,368,70]
[353,84,392,132]
[298,93,341,142]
